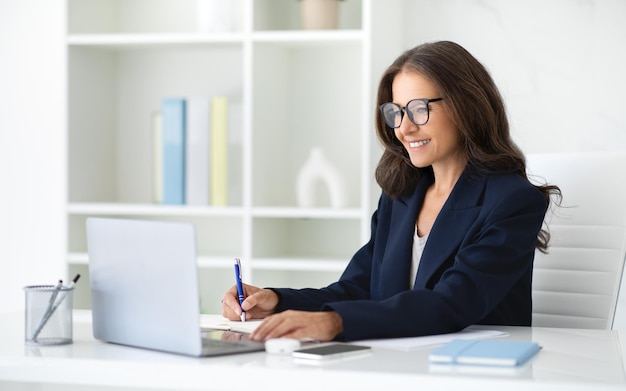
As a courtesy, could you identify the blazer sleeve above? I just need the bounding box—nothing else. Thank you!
[272,196,388,311]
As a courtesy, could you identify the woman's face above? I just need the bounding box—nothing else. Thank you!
[391,70,463,169]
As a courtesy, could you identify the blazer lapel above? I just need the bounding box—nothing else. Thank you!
[378,172,433,298]
[413,170,487,289]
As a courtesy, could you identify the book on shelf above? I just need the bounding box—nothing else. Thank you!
[154,95,230,207]
[151,111,163,204]
[161,97,186,205]
[185,97,211,205]
[210,96,228,206]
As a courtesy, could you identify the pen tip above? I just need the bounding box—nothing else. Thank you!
[73,274,81,283]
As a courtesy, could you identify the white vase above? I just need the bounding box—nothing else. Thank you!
[196,0,239,33]
[297,148,346,208]
[301,0,340,30]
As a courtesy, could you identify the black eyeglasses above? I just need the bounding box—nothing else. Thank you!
[379,98,443,128]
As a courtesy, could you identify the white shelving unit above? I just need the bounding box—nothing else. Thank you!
[66,0,405,312]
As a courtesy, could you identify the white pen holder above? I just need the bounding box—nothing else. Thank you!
[24,285,74,345]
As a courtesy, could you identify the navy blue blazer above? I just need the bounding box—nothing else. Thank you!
[272,167,548,341]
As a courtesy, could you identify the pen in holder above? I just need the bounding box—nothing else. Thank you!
[24,282,75,346]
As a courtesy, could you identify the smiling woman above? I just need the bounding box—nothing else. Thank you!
[221,41,562,343]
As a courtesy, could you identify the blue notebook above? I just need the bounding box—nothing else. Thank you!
[429,339,540,367]
[161,97,186,205]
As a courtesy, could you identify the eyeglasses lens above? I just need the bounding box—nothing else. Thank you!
[407,99,428,126]
[381,104,402,128]
[381,99,429,128]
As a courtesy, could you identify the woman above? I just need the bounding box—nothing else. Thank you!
[221,41,560,342]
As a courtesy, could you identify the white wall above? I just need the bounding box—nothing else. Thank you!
[401,0,626,154]
[0,0,66,313]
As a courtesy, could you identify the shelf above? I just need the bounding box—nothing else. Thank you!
[68,252,346,272]
[69,252,234,269]
[67,203,366,220]
[252,257,347,272]
[251,207,364,219]
[252,30,364,45]
[68,203,244,217]
[67,30,364,50]
[67,33,246,48]
[67,252,88,264]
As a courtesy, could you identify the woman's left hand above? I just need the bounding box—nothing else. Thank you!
[249,310,343,342]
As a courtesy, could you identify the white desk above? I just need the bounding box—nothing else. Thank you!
[0,311,625,391]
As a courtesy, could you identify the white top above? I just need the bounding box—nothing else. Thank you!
[410,226,429,289]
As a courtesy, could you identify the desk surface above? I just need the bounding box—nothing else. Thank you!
[1,311,625,391]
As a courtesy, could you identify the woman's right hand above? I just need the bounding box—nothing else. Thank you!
[221,283,279,321]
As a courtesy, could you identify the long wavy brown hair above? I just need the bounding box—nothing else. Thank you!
[374,41,561,252]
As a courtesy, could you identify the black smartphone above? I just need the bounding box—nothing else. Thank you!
[292,343,371,360]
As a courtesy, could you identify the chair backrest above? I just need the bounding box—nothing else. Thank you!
[526,152,626,330]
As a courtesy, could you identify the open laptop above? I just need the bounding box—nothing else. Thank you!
[85,217,264,357]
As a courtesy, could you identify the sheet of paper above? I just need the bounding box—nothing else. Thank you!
[200,314,263,334]
[357,326,509,351]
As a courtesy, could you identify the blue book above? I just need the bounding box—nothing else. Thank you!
[429,339,541,367]
[161,98,186,205]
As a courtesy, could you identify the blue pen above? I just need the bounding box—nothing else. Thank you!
[234,258,246,322]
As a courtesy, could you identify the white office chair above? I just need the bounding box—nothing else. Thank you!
[526,151,626,330]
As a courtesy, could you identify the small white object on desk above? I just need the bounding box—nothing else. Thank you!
[265,338,301,355]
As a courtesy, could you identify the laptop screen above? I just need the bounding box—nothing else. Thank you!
[86,217,207,356]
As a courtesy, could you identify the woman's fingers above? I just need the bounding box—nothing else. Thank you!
[250,310,343,342]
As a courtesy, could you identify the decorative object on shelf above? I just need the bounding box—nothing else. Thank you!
[300,0,342,30]
[296,147,346,208]
[196,0,240,33]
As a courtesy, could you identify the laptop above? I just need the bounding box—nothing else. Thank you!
[85,217,264,357]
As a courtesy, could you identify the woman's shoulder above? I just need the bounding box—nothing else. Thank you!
[483,172,546,206]
[485,171,535,189]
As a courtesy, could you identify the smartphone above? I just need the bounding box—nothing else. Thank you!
[292,343,371,360]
